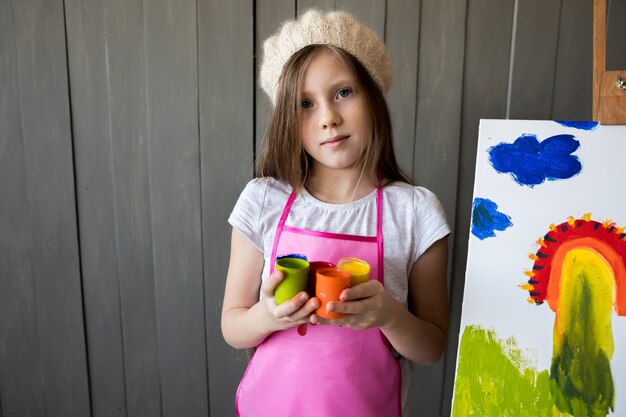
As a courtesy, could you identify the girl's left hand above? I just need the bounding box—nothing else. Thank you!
[309,280,392,330]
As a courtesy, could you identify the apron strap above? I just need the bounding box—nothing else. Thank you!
[269,191,297,274]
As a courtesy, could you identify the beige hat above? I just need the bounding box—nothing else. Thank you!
[260,9,392,104]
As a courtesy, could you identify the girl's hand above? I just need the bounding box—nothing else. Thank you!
[309,280,392,330]
[260,270,320,332]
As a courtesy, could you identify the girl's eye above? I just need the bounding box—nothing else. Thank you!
[300,100,313,109]
[337,88,353,99]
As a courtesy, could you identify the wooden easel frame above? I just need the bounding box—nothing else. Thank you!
[593,0,626,124]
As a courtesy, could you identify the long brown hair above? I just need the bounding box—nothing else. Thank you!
[256,44,412,192]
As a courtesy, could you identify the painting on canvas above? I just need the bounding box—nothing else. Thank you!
[451,119,626,416]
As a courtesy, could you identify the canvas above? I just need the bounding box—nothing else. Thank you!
[451,119,626,417]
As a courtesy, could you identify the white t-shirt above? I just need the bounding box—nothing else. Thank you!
[228,176,451,412]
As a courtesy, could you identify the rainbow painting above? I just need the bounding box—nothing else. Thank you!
[451,120,626,417]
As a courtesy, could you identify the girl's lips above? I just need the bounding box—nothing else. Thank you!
[322,135,349,147]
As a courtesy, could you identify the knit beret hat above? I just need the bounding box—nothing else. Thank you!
[260,9,392,104]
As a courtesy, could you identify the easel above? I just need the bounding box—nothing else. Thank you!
[593,0,626,124]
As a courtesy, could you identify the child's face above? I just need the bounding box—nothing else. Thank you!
[298,49,372,176]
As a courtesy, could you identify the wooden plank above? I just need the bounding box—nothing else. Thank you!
[143,1,208,416]
[0,1,91,416]
[336,0,386,39]
[387,0,427,413]
[386,0,420,178]
[255,0,296,161]
[605,0,626,70]
[552,0,593,120]
[199,1,254,415]
[594,0,608,122]
[411,0,468,414]
[0,3,48,415]
[509,0,562,119]
[65,0,163,414]
[101,2,164,415]
[94,1,164,415]
[413,0,467,225]
[298,0,335,13]
[443,1,515,416]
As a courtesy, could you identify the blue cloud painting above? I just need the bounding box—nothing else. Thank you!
[471,198,513,240]
[488,134,582,187]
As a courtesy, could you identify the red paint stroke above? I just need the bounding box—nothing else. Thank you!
[526,217,626,315]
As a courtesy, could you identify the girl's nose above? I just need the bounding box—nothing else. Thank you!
[320,105,342,128]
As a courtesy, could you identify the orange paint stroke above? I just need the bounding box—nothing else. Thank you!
[546,237,626,315]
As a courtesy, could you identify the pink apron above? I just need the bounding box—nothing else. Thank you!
[236,188,402,417]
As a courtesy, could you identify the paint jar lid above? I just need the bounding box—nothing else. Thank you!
[308,261,336,270]
[276,253,308,261]
[337,257,370,273]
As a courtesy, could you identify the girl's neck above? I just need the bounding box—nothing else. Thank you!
[304,169,376,204]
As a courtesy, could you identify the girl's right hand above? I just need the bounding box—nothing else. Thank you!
[260,270,320,331]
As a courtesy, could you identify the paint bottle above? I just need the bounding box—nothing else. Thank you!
[315,267,350,319]
[274,254,309,305]
[337,257,370,286]
[307,261,336,297]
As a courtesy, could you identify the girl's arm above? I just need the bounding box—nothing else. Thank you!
[221,228,320,349]
[311,236,449,365]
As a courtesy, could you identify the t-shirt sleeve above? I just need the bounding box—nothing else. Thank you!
[228,179,266,253]
[413,187,451,260]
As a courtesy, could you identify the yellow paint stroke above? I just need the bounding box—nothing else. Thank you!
[553,248,615,354]
[551,248,615,415]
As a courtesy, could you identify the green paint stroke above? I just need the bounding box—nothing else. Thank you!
[551,249,615,417]
[452,325,558,416]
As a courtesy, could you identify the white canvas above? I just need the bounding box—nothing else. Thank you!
[451,119,626,416]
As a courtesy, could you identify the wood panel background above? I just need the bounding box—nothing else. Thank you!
[0,0,593,416]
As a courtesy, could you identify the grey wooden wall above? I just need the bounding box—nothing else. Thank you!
[1,0,591,416]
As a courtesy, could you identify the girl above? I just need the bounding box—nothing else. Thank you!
[222,9,450,417]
